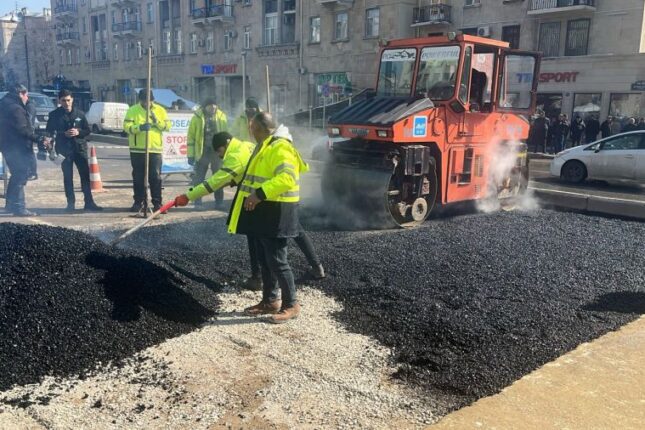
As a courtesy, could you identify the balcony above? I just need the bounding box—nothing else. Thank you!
[317,0,354,5]
[54,3,78,22]
[191,3,233,26]
[412,4,452,27]
[56,32,81,45]
[112,21,142,37]
[110,0,137,7]
[528,0,595,16]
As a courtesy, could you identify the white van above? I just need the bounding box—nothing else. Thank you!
[86,102,129,133]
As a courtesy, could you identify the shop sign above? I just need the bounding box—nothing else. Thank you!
[201,64,238,75]
[538,71,579,83]
[316,72,351,96]
[631,80,645,91]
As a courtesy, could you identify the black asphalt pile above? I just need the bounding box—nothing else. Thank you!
[0,223,218,391]
[121,210,645,410]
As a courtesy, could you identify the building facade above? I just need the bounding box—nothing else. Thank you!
[0,8,55,91]
[52,0,645,123]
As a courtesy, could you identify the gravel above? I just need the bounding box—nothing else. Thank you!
[0,223,219,391]
[117,209,645,410]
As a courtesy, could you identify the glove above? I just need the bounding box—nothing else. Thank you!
[175,194,190,207]
[139,123,151,132]
[187,157,195,166]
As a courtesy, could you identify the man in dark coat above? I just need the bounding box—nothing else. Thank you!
[551,114,570,153]
[600,116,613,139]
[585,115,600,143]
[570,115,585,146]
[529,110,549,153]
[0,84,49,216]
[46,89,102,212]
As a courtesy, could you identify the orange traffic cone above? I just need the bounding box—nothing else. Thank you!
[89,146,106,193]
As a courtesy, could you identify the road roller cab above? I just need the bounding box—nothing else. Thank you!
[325,34,541,227]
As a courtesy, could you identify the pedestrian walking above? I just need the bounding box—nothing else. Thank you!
[0,84,50,216]
[551,114,569,153]
[230,97,260,142]
[123,89,171,213]
[622,117,638,133]
[187,98,228,209]
[528,109,549,153]
[600,116,613,139]
[584,114,600,143]
[570,115,585,146]
[46,89,102,212]
[229,112,310,323]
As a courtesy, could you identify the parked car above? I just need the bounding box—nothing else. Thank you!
[86,102,129,133]
[550,131,645,183]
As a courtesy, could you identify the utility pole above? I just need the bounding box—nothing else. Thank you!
[21,8,31,90]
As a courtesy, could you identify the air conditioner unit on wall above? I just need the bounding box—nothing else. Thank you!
[477,26,491,37]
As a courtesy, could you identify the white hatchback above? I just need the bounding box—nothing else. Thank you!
[550,131,645,183]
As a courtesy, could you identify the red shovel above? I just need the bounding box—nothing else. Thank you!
[110,200,176,246]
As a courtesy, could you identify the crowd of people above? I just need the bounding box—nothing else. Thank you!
[0,84,318,323]
[528,110,645,154]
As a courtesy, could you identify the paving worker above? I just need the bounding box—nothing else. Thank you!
[123,89,171,213]
[187,98,228,209]
[229,112,311,323]
[0,84,51,216]
[174,131,254,208]
[46,89,102,212]
[230,97,260,142]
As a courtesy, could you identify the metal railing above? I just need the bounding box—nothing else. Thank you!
[412,4,452,25]
[530,0,595,10]
[56,32,80,41]
[54,4,78,14]
[191,4,233,20]
[111,21,142,33]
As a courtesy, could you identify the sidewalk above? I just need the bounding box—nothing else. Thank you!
[430,316,645,429]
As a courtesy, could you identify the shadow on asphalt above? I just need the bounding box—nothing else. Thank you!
[583,291,645,314]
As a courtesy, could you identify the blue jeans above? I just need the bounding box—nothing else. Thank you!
[255,237,297,308]
[3,146,33,212]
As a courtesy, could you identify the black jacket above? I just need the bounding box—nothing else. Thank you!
[46,106,91,158]
[0,93,39,152]
[600,121,612,138]
[585,118,600,140]
[529,116,549,146]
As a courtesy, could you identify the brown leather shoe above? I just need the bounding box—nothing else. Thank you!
[244,300,281,316]
[268,303,301,324]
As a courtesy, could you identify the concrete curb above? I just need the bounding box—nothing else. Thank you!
[531,187,645,220]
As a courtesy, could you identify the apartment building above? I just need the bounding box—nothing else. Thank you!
[0,8,55,91]
[52,0,645,122]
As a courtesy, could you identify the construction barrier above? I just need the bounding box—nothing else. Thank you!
[89,146,106,192]
[162,112,194,175]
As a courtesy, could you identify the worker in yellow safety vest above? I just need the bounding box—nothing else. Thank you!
[123,89,171,213]
[187,98,228,209]
[230,97,260,142]
[228,111,313,324]
[174,132,254,207]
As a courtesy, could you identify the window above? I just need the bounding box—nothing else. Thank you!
[565,19,590,56]
[174,30,182,54]
[461,27,478,36]
[67,49,72,65]
[609,93,643,124]
[224,32,232,50]
[76,48,81,64]
[244,0,252,5]
[244,26,251,49]
[459,46,472,103]
[190,33,197,53]
[415,46,461,100]
[502,25,520,50]
[310,17,320,43]
[465,0,481,6]
[602,135,642,151]
[82,17,87,33]
[113,42,118,61]
[282,2,296,43]
[206,31,214,52]
[499,54,536,110]
[147,3,154,22]
[59,50,64,66]
[335,12,348,40]
[163,30,171,54]
[365,8,379,38]
[111,11,116,25]
[136,41,142,58]
[538,22,560,57]
[573,93,601,120]
[264,13,278,45]
[123,42,130,61]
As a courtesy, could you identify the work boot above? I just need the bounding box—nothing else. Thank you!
[240,276,262,291]
[309,264,326,279]
[268,304,301,324]
[13,208,39,217]
[84,202,103,212]
[244,300,281,316]
[129,202,143,213]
